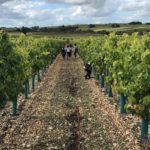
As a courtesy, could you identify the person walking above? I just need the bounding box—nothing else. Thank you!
[74,43,79,58]
[69,44,73,58]
[66,45,71,59]
[61,47,66,59]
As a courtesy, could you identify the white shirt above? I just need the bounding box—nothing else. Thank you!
[66,47,70,52]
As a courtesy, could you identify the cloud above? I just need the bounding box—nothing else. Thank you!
[0,0,12,4]
[120,0,148,11]
[0,0,149,27]
[46,0,104,5]
[46,0,119,17]
[119,0,150,22]
[0,0,48,26]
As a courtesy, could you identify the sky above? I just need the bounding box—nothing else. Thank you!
[0,0,150,27]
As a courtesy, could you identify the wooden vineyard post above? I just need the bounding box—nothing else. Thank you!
[120,93,126,114]
[12,95,17,115]
[141,118,149,139]
[27,79,30,94]
[32,75,35,90]
[96,74,99,81]
[25,80,28,99]
[100,75,105,89]
[108,84,112,97]
[38,70,41,81]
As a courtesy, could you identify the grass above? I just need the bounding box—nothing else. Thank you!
[6,24,150,38]
[77,24,150,32]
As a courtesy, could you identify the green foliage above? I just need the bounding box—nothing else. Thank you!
[0,31,30,101]
[74,32,150,119]
[0,31,65,104]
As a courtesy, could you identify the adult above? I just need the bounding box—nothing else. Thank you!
[74,43,79,58]
[61,47,66,59]
[84,62,92,79]
[66,45,71,58]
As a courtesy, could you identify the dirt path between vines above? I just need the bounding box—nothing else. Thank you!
[0,55,143,150]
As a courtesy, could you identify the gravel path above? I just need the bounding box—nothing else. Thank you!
[0,55,143,150]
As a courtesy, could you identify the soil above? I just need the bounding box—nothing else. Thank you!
[0,55,147,150]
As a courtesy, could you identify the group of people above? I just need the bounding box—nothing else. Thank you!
[60,43,79,59]
[60,43,92,79]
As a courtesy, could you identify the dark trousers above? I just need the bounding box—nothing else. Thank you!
[85,71,91,79]
[67,52,71,58]
[74,52,77,58]
[62,53,66,59]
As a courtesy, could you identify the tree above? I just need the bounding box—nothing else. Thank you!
[31,26,39,32]
[111,24,120,28]
[88,24,95,28]
[129,21,142,25]
[20,26,32,35]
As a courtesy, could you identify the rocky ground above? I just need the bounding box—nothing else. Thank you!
[0,55,148,150]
